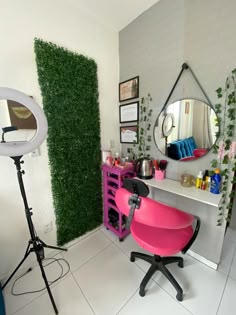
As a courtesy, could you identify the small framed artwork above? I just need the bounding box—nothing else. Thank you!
[119,101,139,123]
[120,125,138,144]
[119,76,139,102]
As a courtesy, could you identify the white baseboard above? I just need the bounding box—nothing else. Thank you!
[188,250,218,270]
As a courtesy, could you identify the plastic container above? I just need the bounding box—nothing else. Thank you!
[210,169,221,194]
[155,170,165,180]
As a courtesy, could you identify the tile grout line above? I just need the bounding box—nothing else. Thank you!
[99,227,123,244]
[71,272,96,315]
[5,263,73,315]
[68,242,113,274]
[216,244,236,315]
[113,241,195,315]
[115,288,139,315]
[64,226,104,250]
[1,227,102,285]
[68,234,142,315]
[7,228,113,314]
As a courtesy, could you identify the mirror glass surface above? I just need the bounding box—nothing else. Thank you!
[154,99,219,161]
[0,99,37,143]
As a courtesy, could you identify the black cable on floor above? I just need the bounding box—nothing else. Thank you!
[11,257,70,296]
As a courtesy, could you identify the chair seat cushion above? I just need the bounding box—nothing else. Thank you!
[131,221,193,256]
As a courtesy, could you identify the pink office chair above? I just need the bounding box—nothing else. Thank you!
[115,178,200,301]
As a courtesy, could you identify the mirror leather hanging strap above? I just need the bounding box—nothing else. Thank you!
[160,63,213,114]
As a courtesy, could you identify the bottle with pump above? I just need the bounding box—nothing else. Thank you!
[210,169,221,194]
[196,170,203,189]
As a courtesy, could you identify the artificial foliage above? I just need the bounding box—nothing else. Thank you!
[130,93,153,158]
[34,38,102,245]
[211,68,236,225]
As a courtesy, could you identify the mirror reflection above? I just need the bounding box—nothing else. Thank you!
[154,99,219,161]
[0,99,37,143]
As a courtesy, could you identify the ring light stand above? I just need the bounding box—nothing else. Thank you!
[162,113,175,155]
[0,88,66,315]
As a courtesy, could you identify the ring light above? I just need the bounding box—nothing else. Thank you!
[162,113,175,137]
[0,87,48,156]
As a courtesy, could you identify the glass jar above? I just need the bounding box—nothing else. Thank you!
[180,174,195,187]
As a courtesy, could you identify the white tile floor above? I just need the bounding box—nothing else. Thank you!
[3,226,236,315]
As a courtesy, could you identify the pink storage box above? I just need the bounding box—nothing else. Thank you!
[155,170,165,180]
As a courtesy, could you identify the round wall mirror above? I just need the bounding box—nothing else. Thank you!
[154,99,219,161]
[0,88,48,157]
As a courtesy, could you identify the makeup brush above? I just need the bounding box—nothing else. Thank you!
[159,160,168,171]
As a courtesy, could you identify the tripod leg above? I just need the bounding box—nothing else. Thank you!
[39,239,67,252]
[36,252,58,315]
[2,243,31,290]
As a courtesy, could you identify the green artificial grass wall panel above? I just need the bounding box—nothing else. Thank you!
[34,39,102,245]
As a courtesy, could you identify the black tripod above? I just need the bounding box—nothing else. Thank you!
[2,156,67,314]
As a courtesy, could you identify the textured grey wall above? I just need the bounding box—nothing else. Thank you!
[119,0,236,181]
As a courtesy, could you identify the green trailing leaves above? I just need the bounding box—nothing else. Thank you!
[212,68,236,225]
[131,93,153,158]
[34,38,102,245]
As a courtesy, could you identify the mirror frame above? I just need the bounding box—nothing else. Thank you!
[0,87,48,156]
[154,98,220,160]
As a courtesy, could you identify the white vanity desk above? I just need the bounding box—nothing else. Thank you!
[137,177,224,270]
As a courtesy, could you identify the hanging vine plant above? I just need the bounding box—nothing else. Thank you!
[211,68,236,226]
[130,93,153,159]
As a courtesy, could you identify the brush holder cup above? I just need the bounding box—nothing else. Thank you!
[155,170,166,180]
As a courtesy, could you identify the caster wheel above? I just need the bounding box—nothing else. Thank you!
[176,293,183,302]
[119,238,124,242]
[130,255,135,262]
[178,261,184,268]
[139,288,145,297]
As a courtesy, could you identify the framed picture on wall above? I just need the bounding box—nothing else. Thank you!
[119,76,139,102]
[119,101,139,123]
[120,125,138,144]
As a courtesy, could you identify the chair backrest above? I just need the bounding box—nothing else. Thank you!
[115,187,194,229]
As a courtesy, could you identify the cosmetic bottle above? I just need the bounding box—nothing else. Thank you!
[205,170,209,183]
[207,176,211,191]
[201,175,206,190]
[195,170,203,189]
[114,152,120,166]
[210,169,221,194]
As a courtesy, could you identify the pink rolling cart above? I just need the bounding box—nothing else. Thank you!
[102,164,135,241]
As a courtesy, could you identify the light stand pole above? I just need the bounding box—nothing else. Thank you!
[2,156,67,315]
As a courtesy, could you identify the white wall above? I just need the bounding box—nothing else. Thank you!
[0,0,119,280]
[119,0,236,263]
[119,0,236,180]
